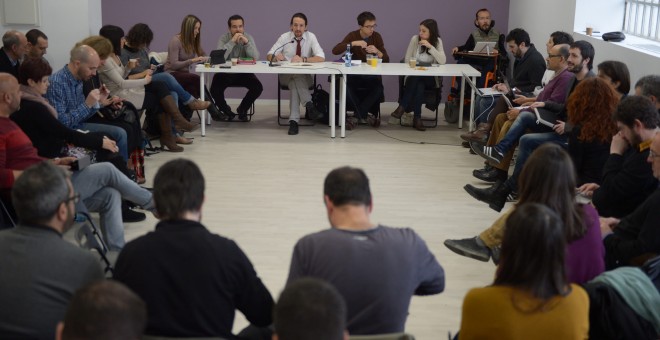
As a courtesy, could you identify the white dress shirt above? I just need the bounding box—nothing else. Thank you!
[267,31,325,60]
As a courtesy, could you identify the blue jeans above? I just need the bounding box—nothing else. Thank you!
[400,76,436,118]
[153,72,193,104]
[504,132,568,191]
[474,96,497,125]
[71,162,154,250]
[81,122,128,161]
[496,111,553,154]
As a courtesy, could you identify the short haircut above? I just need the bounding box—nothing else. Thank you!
[99,25,125,58]
[227,14,244,27]
[475,8,490,18]
[61,280,146,340]
[324,166,372,206]
[550,31,574,45]
[274,278,346,340]
[125,23,153,48]
[77,36,112,60]
[570,40,595,70]
[291,12,307,26]
[557,44,570,59]
[357,11,376,26]
[598,60,631,94]
[11,161,69,225]
[2,30,20,49]
[25,29,47,45]
[635,75,660,99]
[153,159,205,220]
[505,28,530,46]
[18,57,52,85]
[612,95,660,129]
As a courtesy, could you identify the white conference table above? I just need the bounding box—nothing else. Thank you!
[196,62,480,138]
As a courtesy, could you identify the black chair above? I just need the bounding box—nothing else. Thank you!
[397,74,443,128]
[334,74,384,122]
[74,211,114,276]
[277,75,317,126]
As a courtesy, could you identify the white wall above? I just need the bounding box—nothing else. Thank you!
[1,0,102,69]
[508,0,660,91]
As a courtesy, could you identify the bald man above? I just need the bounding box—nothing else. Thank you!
[0,30,28,78]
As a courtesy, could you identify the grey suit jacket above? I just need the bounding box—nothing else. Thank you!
[0,224,104,339]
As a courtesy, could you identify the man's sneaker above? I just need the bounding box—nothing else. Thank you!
[443,237,491,262]
[506,191,519,202]
[288,120,299,135]
[122,206,146,223]
[305,102,321,120]
[237,108,249,122]
[470,141,504,164]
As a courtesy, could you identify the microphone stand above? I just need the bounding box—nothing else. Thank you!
[269,40,294,67]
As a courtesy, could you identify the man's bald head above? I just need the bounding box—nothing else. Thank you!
[0,72,18,92]
[68,45,100,81]
[69,45,97,64]
[0,72,21,116]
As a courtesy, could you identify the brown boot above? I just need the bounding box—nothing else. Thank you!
[390,105,405,119]
[413,117,426,131]
[187,99,210,111]
[158,113,183,152]
[460,122,491,142]
[160,95,199,132]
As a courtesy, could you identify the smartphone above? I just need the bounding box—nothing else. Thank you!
[70,155,91,171]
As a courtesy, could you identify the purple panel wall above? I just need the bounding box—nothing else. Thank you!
[102,0,510,101]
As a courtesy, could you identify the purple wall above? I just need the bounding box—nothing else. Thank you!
[102,0,510,101]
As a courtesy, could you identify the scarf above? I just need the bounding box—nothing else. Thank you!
[19,84,58,118]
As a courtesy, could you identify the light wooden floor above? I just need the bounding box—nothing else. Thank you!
[119,100,507,339]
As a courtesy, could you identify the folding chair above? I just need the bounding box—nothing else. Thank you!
[74,211,114,276]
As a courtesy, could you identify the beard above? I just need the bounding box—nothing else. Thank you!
[568,62,584,74]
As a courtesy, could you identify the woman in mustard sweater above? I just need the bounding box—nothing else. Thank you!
[459,203,589,340]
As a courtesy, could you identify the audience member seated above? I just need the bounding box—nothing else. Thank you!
[0,72,155,250]
[461,31,573,144]
[597,60,631,100]
[601,126,660,269]
[389,19,446,131]
[210,14,263,121]
[273,278,349,340]
[0,30,27,78]
[458,203,589,339]
[287,166,445,335]
[45,44,129,161]
[470,43,573,184]
[446,144,605,284]
[165,14,207,98]
[450,8,505,88]
[25,28,49,61]
[114,159,274,339]
[634,75,660,110]
[467,40,596,211]
[99,25,199,152]
[267,12,324,136]
[578,95,659,218]
[0,162,104,339]
[56,280,147,340]
[331,11,388,128]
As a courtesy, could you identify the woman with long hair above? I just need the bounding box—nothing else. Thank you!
[445,144,605,284]
[566,77,619,185]
[458,203,589,339]
[389,19,446,131]
[96,26,199,152]
[165,14,207,98]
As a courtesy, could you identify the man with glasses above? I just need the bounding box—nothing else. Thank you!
[331,11,389,127]
[210,14,263,121]
[0,72,154,250]
[267,12,325,135]
[0,161,104,339]
[601,103,660,268]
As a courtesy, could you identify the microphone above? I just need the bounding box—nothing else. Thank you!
[269,40,294,67]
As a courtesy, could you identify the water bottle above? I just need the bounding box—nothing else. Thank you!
[344,44,352,67]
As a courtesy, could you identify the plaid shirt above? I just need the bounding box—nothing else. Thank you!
[45,65,99,129]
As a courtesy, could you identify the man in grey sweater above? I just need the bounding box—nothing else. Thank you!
[210,14,263,121]
[0,161,104,339]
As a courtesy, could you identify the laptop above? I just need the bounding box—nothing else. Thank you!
[463,72,506,97]
[209,49,227,65]
[471,41,497,54]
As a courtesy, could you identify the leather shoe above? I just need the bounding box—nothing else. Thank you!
[122,202,146,223]
[473,167,507,183]
[444,237,491,262]
[464,180,511,212]
[460,122,491,143]
[187,99,210,111]
[413,117,426,131]
[390,105,405,119]
[175,135,193,144]
[288,120,299,135]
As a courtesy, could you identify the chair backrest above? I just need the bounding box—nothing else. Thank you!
[349,333,415,340]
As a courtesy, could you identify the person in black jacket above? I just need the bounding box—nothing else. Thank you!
[0,31,27,78]
[114,159,274,339]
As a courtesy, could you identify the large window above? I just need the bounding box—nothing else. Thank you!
[624,0,660,41]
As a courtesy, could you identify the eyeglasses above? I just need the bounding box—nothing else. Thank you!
[363,24,377,29]
[64,193,81,205]
[547,54,562,59]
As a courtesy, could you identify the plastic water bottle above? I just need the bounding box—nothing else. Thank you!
[344,44,352,67]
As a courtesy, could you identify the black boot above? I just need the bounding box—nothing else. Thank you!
[122,200,146,223]
[463,180,511,212]
[473,167,507,183]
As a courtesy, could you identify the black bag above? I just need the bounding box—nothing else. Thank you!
[97,100,138,125]
[603,31,626,42]
[312,84,339,125]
